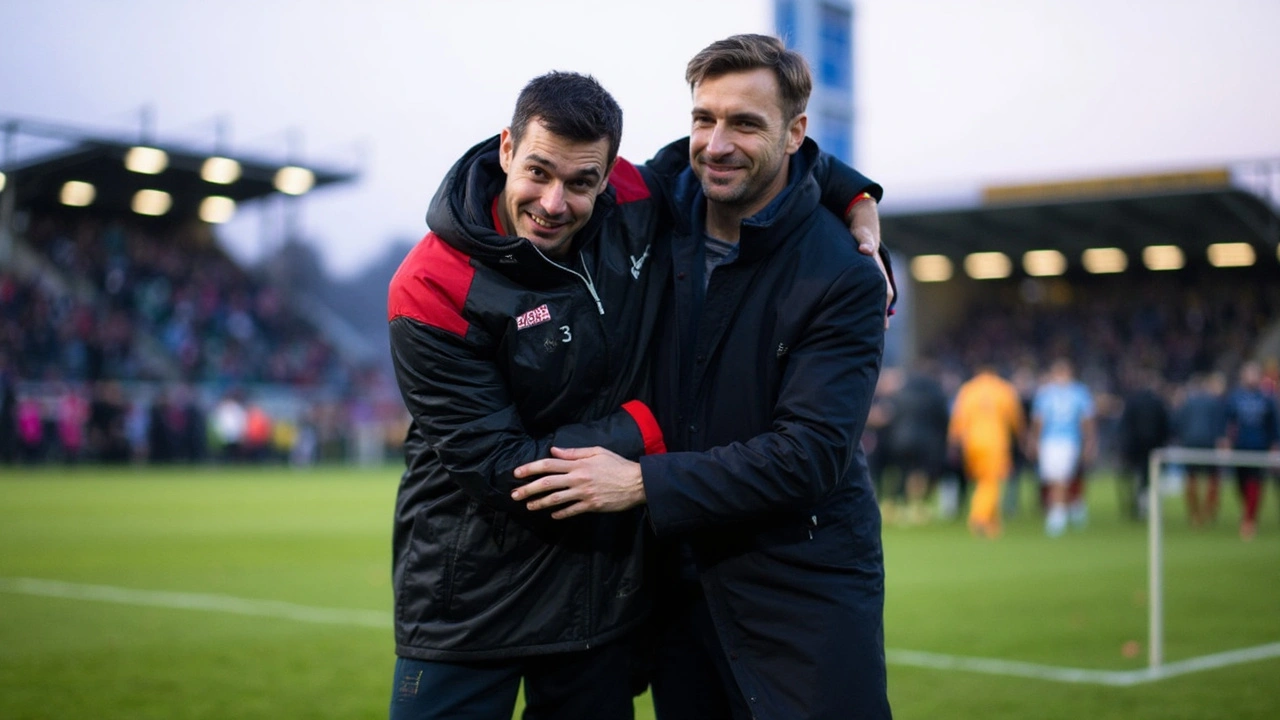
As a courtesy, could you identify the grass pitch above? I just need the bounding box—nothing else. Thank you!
[0,465,1276,719]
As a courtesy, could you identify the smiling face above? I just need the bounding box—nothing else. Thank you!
[497,119,613,259]
[689,67,806,216]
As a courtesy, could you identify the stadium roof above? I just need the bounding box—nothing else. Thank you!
[0,116,357,222]
[881,164,1280,274]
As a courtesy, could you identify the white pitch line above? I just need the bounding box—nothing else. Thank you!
[888,643,1280,687]
[0,576,391,629]
[4,577,1278,687]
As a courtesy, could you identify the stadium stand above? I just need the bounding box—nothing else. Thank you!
[884,163,1280,393]
[0,116,407,465]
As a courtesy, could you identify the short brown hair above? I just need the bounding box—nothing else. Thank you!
[685,34,812,121]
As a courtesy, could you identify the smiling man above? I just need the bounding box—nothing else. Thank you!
[513,36,892,720]
[387,73,669,720]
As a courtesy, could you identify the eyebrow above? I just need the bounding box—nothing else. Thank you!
[691,107,772,127]
[526,152,602,182]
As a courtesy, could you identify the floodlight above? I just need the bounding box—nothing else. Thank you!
[1206,242,1255,268]
[1022,249,1066,277]
[132,189,172,216]
[910,255,953,282]
[0,171,6,193]
[201,156,242,184]
[125,146,168,174]
[60,180,96,207]
[199,196,236,224]
[274,165,315,195]
[1081,247,1127,274]
[1142,245,1184,271]
[963,252,1012,280]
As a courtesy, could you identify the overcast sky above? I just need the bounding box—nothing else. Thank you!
[3,0,1279,277]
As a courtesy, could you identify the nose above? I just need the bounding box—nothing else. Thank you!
[706,122,734,158]
[539,182,567,217]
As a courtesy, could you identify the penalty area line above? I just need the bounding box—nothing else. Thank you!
[0,576,391,629]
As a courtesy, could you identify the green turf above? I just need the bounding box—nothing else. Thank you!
[0,465,1276,719]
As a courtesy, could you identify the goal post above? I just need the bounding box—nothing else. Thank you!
[1147,446,1280,669]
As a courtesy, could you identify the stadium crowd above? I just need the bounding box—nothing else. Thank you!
[16,213,347,386]
[1,212,407,467]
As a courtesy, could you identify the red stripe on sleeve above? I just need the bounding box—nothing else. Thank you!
[609,158,651,204]
[843,191,873,220]
[387,233,475,337]
[622,400,667,455]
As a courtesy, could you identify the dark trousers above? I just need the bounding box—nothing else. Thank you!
[648,580,751,720]
[389,640,634,720]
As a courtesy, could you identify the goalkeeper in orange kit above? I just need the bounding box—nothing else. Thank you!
[947,365,1026,538]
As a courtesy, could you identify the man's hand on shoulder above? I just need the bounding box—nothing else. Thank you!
[512,447,646,519]
[846,194,894,327]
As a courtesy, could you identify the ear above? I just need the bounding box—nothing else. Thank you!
[785,113,807,154]
[499,127,515,173]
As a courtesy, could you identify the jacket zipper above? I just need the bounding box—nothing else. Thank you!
[531,246,606,315]
[530,244,604,644]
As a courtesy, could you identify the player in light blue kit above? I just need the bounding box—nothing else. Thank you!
[1029,358,1096,537]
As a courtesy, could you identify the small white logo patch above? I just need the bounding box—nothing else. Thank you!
[630,245,651,280]
[516,304,553,330]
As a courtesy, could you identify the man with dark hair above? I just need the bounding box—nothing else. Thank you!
[388,67,884,720]
[388,72,665,720]
[513,34,892,720]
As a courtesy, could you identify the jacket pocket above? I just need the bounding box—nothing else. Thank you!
[396,499,467,626]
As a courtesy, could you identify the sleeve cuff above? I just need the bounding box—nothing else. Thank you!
[843,191,874,220]
[622,400,667,455]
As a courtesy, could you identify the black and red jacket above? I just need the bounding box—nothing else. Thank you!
[387,136,669,660]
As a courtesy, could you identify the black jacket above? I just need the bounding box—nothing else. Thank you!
[639,138,891,720]
[387,136,669,660]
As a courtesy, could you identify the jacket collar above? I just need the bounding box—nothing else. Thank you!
[647,136,823,264]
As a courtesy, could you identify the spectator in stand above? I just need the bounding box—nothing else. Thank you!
[88,381,130,463]
[0,351,16,463]
[1174,372,1228,527]
[1029,358,1097,537]
[243,401,273,463]
[947,364,1025,538]
[55,383,90,463]
[1118,369,1171,520]
[1219,361,1280,540]
[210,390,248,462]
[16,394,45,463]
